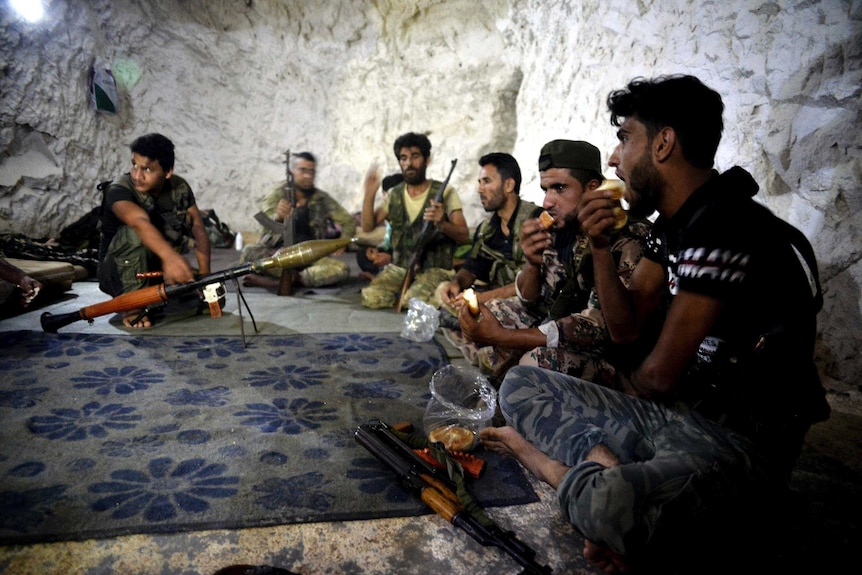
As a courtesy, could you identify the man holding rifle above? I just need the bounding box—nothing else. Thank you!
[240,151,356,290]
[360,132,469,309]
[97,133,211,328]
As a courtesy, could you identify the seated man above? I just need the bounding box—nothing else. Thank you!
[438,152,541,315]
[360,132,469,309]
[455,140,651,386]
[482,75,830,573]
[97,133,211,328]
[241,151,356,290]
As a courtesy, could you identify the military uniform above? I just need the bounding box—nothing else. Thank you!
[458,220,650,384]
[98,173,197,296]
[241,185,356,288]
[361,180,463,309]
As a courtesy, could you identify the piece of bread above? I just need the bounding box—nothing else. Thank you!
[462,288,480,316]
[428,425,476,452]
[597,180,628,230]
[539,210,555,230]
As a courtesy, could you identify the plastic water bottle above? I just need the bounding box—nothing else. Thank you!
[234,231,243,251]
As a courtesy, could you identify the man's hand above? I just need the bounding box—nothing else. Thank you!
[363,163,381,198]
[520,217,552,267]
[423,200,445,226]
[458,301,503,347]
[440,279,463,306]
[161,252,197,286]
[17,275,43,307]
[274,198,292,222]
[578,189,619,250]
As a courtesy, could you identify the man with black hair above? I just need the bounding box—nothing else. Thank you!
[240,151,356,290]
[439,152,541,310]
[456,140,650,383]
[481,75,829,573]
[98,133,211,328]
[360,132,469,308]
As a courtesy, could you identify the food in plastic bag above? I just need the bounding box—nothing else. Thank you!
[400,297,440,342]
[424,364,497,452]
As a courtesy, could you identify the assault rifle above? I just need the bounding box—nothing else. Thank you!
[355,420,552,575]
[253,149,297,296]
[395,158,457,312]
[40,237,355,335]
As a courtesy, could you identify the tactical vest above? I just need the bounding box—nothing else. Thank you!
[108,173,195,250]
[388,180,454,269]
[470,199,539,288]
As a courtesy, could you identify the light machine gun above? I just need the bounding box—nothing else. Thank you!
[254,149,298,296]
[355,420,552,575]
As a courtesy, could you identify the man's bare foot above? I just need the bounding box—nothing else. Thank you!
[584,539,630,574]
[241,273,280,289]
[479,425,569,488]
[585,443,622,468]
[123,310,152,328]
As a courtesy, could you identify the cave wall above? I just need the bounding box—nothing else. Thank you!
[1,0,860,387]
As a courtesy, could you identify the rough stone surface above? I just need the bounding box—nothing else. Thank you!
[1,0,860,385]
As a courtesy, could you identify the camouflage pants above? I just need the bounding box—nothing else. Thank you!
[361,264,453,309]
[240,243,349,288]
[449,297,620,385]
[499,365,769,561]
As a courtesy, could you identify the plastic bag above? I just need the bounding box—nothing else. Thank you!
[400,297,439,342]
[423,364,497,452]
[88,58,119,114]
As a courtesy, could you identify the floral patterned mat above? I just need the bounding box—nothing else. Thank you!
[0,330,537,544]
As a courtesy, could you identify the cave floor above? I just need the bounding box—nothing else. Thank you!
[0,248,858,575]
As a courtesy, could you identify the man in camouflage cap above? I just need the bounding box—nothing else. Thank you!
[453,139,652,386]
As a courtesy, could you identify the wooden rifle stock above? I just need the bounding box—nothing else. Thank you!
[395,158,458,312]
[40,237,355,333]
[355,421,552,574]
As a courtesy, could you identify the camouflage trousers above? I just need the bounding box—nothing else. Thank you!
[445,297,621,385]
[240,243,349,288]
[499,365,771,561]
[361,264,453,309]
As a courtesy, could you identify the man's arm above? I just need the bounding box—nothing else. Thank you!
[187,204,211,276]
[515,217,551,303]
[630,291,722,397]
[111,200,197,286]
[458,302,547,350]
[361,166,387,233]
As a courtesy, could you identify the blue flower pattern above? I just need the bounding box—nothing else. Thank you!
[89,457,239,522]
[0,331,535,544]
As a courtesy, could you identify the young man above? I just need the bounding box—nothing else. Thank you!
[481,75,830,573]
[456,140,651,384]
[98,133,211,328]
[240,151,356,289]
[439,152,541,311]
[360,132,469,308]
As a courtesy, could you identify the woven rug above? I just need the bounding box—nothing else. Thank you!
[0,330,538,545]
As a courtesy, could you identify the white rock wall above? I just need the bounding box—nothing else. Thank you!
[1,0,860,387]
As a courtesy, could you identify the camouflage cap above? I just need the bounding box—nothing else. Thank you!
[538,139,602,174]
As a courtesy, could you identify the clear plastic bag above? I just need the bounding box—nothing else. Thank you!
[400,297,440,342]
[423,364,497,452]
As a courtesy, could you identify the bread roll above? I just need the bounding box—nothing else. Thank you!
[428,425,476,452]
[596,179,628,230]
[539,210,555,230]
[462,288,480,316]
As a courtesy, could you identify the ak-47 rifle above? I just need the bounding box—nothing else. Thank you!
[40,237,355,334]
[395,158,458,312]
[355,420,553,575]
[253,149,297,296]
